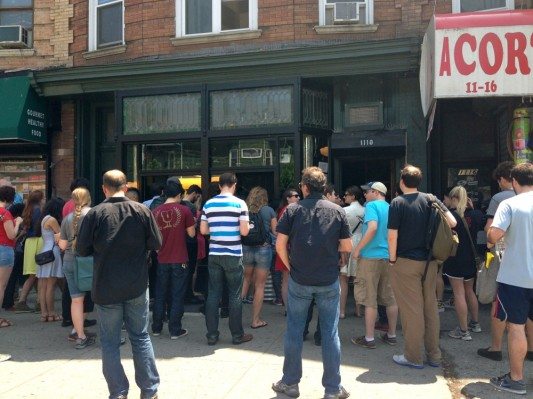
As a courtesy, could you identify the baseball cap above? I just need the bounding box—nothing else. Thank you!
[166,176,181,185]
[361,181,387,195]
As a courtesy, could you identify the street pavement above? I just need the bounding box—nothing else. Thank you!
[0,291,531,399]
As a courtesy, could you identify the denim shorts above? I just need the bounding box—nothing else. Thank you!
[243,245,272,270]
[0,245,14,267]
[63,258,85,298]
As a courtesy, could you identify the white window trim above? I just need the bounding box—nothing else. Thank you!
[175,0,258,38]
[88,0,125,52]
[451,0,514,13]
[318,0,374,26]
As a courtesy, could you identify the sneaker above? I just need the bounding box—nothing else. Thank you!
[272,380,300,398]
[61,319,73,327]
[477,347,503,361]
[448,326,472,341]
[351,336,376,349]
[379,333,397,346]
[170,329,188,340]
[437,301,445,313]
[68,331,96,342]
[392,354,424,369]
[443,298,455,309]
[152,331,161,336]
[14,302,33,313]
[324,386,350,399]
[490,373,526,395]
[232,333,253,345]
[425,359,441,368]
[468,321,482,333]
[241,296,253,304]
[207,336,219,346]
[272,299,284,306]
[75,335,96,349]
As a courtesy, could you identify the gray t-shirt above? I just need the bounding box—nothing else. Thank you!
[493,191,533,289]
[60,207,90,263]
[259,205,276,244]
[486,189,515,218]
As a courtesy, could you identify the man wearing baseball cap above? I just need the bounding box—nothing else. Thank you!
[351,182,398,349]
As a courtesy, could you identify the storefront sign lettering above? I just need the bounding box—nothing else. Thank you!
[26,108,46,137]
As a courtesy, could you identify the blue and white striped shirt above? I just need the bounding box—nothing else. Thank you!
[201,194,249,257]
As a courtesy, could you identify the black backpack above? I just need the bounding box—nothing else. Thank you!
[241,211,269,246]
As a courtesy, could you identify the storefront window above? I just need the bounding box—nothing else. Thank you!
[210,138,276,168]
[210,86,293,130]
[303,135,314,168]
[302,88,330,129]
[123,93,201,135]
[124,144,138,186]
[141,141,201,171]
[279,138,295,190]
[446,166,493,209]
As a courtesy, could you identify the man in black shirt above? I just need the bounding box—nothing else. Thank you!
[77,170,162,399]
[387,165,455,369]
[273,167,352,399]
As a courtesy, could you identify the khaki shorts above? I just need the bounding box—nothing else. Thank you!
[354,258,396,308]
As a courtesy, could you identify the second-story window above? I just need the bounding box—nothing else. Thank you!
[318,0,374,26]
[0,0,33,48]
[452,0,514,12]
[88,0,124,51]
[176,0,258,36]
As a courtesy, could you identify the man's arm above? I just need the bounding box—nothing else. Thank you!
[186,225,196,238]
[387,229,398,262]
[275,233,290,270]
[239,219,250,236]
[146,212,162,251]
[352,220,377,259]
[487,226,505,245]
[200,220,210,235]
[338,237,353,253]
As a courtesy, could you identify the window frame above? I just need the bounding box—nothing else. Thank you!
[175,0,258,38]
[0,0,34,47]
[88,0,125,51]
[318,0,374,26]
[451,0,514,13]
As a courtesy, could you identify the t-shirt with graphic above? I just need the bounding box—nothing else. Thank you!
[201,193,249,257]
[492,191,533,289]
[0,208,15,247]
[360,199,389,259]
[153,202,195,264]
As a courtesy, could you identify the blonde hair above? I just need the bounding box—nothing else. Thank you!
[71,187,91,251]
[449,186,467,217]
[246,186,268,213]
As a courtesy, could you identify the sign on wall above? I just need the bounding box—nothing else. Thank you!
[420,10,533,116]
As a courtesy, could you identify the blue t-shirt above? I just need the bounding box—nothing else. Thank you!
[360,199,389,259]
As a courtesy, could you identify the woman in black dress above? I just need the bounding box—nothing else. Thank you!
[443,186,480,341]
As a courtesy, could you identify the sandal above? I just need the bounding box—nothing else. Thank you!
[0,318,12,328]
[47,314,62,322]
[40,315,49,322]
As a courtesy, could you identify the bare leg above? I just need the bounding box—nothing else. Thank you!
[507,322,527,381]
[251,268,268,327]
[386,304,399,337]
[241,265,254,299]
[464,278,479,323]
[38,278,48,319]
[339,274,348,318]
[71,296,86,338]
[490,300,506,351]
[17,274,37,303]
[281,270,289,308]
[364,306,377,340]
[0,267,13,310]
[449,277,468,331]
[526,319,533,351]
[45,277,57,316]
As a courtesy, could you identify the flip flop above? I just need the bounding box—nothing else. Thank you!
[251,321,268,329]
[0,318,12,328]
[47,314,62,322]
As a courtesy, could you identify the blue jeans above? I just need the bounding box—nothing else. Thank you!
[205,255,244,340]
[152,263,188,335]
[96,290,159,399]
[282,277,341,394]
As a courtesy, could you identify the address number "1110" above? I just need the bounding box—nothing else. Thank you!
[360,139,374,146]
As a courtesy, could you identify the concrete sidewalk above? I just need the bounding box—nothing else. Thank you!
[0,294,530,399]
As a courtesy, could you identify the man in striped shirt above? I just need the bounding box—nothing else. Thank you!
[200,172,253,346]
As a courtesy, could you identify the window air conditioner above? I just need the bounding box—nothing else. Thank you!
[0,25,29,49]
[333,2,360,24]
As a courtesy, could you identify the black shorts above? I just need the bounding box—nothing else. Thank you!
[495,282,533,325]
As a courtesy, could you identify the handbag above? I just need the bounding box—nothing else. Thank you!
[35,249,55,265]
[74,256,94,292]
[476,250,500,304]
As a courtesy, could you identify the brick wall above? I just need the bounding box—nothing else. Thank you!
[51,101,75,200]
[0,0,73,72]
[71,0,458,67]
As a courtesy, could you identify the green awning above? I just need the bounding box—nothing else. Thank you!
[0,76,47,144]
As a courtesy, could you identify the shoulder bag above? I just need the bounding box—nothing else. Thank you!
[74,255,94,292]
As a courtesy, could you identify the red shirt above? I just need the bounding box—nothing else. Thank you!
[62,199,75,218]
[153,202,195,264]
[0,208,15,247]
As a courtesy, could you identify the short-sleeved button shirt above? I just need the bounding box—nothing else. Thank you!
[277,192,351,286]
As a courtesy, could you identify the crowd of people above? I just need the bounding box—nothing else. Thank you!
[0,161,531,398]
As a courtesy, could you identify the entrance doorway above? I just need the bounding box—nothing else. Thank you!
[141,174,203,202]
[234,171,275,202]
[337,158,395,200]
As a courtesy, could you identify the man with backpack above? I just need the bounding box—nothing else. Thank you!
[387,165,456,369]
